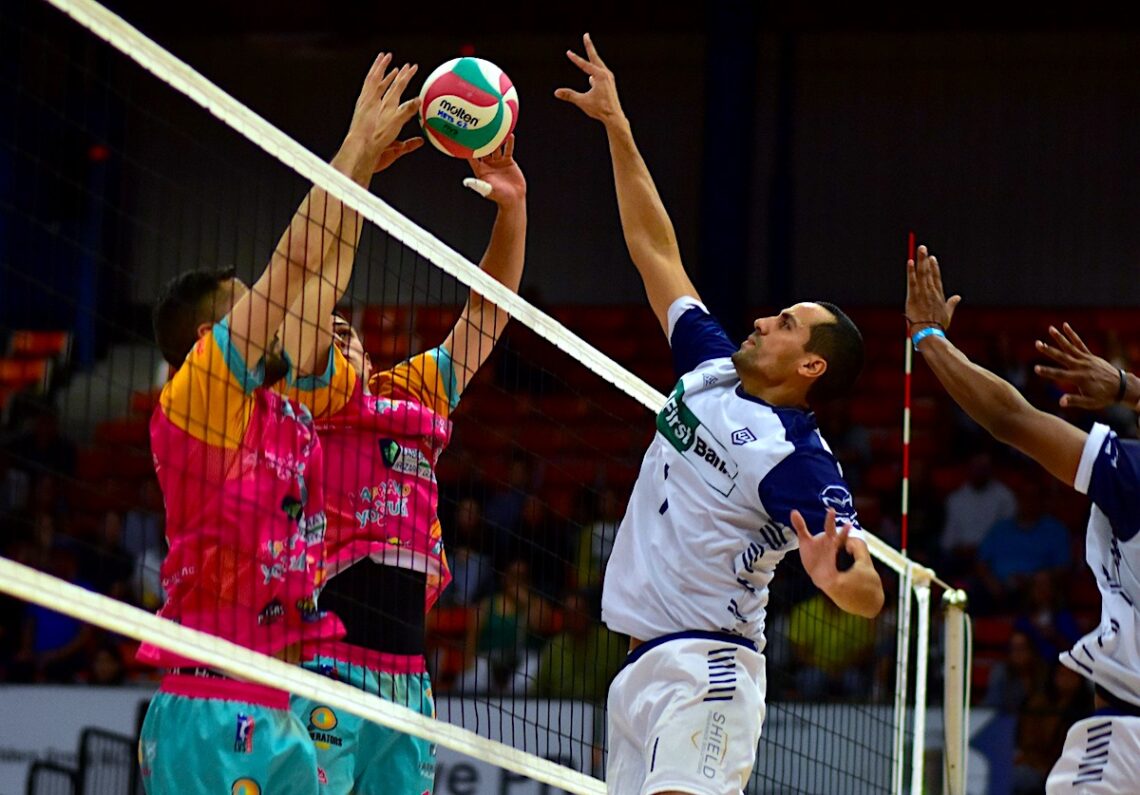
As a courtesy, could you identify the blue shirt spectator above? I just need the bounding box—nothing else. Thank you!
[979,484,1071,587]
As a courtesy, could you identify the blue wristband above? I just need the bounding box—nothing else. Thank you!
[911,327,946,350]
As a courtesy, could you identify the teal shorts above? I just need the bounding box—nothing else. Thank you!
[292,647,436,795]
[139,675,319,795]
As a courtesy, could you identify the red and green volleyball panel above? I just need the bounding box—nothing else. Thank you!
[418,57,519,159]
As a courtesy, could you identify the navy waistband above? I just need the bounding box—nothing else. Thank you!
[621,630,757,673]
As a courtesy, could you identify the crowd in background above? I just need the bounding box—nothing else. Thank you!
[0,329,1129,776]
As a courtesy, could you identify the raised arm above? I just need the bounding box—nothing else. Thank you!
[906,245,1088,486]
[555,33,699,336]
[440,135,527,397]
[229,53,420,369]
[280,78,424,375]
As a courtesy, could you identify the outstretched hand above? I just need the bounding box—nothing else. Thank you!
[553,33,626,126]
[464,135,526,207]
[905,244,962,332]
[1034,323,1125,409]
[791,508,853,590]
[347,53,422,172]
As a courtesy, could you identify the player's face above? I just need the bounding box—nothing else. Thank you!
[733,302,832,381]
[332,316,369,380]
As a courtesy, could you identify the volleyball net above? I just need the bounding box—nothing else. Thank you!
[0,0,969,792]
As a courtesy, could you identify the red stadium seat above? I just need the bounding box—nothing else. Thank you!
[972,616,1015,650]
[0,357,51,390]
[7,330,72,361]
[94,418,150,448]
[130,389,162,415]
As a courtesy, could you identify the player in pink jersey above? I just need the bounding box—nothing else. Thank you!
[278,136,527,794]
[137,54,423,795]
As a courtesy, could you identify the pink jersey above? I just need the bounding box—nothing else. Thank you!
[279,345,456,610]
[139,320,343,668]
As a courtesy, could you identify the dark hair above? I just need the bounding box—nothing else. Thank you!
[152,268,237,367]
[804,301,864,404]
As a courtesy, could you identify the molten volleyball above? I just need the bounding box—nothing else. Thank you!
[418,57,518,159]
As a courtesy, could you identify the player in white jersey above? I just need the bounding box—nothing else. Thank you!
[907,246,1140,793]
[557,35,885,795]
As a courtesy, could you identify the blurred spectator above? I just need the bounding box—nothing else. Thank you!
[28,473,69,523]
[87,640,127,686]
[443,497,493,607]
[494,286,560,396]
[1012,665,1094,795]
[504,495,568,602]
[0,449,30,517]
[817,398,872,490]
[12,548,94,682]
[940,452,1016,571]
[573,488,623,590]
[81,511,136,601]
[438,448,489,527]
[976,481,1071,608]
[484,458,533,544]
[880,459,944,565]
[985,332,1030,394]
[533,591,625,701]
[123,479,164,560]
[1013,572,1083,662]
[3,403,76,481]
[788,592,876,700]
[984,630,1045,714]
[458,559,554,696]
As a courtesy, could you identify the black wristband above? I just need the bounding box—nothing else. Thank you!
[1117,369,1128,403]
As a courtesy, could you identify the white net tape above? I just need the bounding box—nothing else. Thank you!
[0,556,607,794]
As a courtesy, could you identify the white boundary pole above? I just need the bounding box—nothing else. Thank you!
[909,569,934,795]
[891,564,914,794]
[942,589,970,795]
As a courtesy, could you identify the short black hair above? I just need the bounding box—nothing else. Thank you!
[804,301,864,404]
[152,267,237,367]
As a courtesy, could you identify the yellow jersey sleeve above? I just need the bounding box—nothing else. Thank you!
[275,344,357,420]
[369,345,459,419]
[158,319,261,449]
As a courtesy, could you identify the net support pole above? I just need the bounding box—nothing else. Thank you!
[942,589,971,795]
[909,565,934,795]
[891,563,914,795]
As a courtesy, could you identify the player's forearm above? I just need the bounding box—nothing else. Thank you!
[272,135,372,284]
[453,202,527,381]
[917,335,1034,447]
[603,118,683,276]
[478,200,527,295]
[823,563,885,619]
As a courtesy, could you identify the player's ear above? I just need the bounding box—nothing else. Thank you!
[196,321,213,341]
[799,353,827,380]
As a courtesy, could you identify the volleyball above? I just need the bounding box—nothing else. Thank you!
[418,57,518,158]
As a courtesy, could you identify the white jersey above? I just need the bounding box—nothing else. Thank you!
[602,298,864,649]
[1063,423,1140,706]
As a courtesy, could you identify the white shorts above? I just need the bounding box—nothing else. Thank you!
[1046,713,1140,793]
[605,631,766,795]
